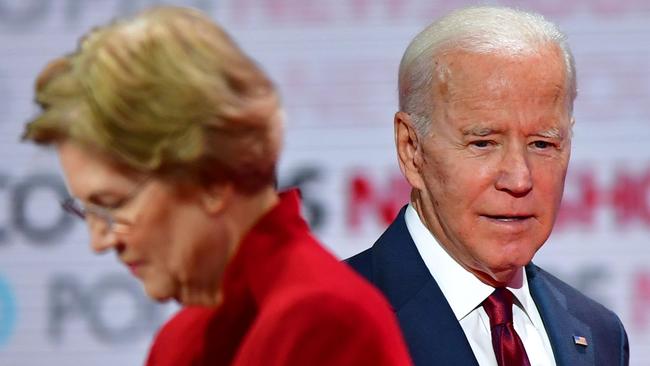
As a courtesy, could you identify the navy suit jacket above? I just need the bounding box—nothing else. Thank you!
[347,207,629,366]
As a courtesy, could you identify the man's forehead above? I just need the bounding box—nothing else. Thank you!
[435,46,567,88]
[430,48,572,117]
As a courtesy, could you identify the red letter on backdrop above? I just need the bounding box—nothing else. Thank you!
[347,173,409,231]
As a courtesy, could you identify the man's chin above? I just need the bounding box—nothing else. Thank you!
[473,264,525,287]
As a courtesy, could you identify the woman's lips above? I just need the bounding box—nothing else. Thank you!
[125,261,144,277]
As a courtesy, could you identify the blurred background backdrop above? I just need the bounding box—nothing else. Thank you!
[0,0,648,364]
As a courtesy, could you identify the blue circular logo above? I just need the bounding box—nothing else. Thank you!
[0,275,17,347]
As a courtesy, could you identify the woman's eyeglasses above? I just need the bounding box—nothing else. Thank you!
[60,177,151,234]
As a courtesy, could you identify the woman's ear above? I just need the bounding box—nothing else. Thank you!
[200,182,234,215]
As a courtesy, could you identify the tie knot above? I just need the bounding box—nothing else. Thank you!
[483,287,514,327]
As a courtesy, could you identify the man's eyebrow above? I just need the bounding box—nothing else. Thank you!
[461,125,500,136]
[536,127,563,139]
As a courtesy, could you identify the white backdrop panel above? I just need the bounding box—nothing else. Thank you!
[0,1,648,365]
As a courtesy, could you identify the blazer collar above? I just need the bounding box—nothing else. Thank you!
[370,207,480,366]
[526,264,594,366]
[372,208,595,366]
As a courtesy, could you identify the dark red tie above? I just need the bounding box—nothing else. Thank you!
[483,288,531,366]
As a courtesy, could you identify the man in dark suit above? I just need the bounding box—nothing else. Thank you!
[347,6,629,366]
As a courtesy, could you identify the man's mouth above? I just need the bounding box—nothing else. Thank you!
[483,215,533,222]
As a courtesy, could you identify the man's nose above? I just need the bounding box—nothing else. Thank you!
[495,145,533,196]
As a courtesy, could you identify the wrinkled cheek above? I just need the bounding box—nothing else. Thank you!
[165,246,192,285]
[141,237,177,285]
[545,184,567,225]
[535,217,555,244]
[171,241,216,290]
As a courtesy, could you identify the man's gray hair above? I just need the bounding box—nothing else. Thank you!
[398,6,577,135]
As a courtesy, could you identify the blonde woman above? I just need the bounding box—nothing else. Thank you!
[23,6,412,366]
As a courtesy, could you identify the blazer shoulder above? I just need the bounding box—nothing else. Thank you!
[344,205,410,283]
[529,264,627,333]
[345,247,373,281]
[241,289,413,366]
[529,264,629,364]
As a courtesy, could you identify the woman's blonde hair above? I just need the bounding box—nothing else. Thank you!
[24,6,282,192]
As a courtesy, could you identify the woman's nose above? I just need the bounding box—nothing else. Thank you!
[86,216,118,253]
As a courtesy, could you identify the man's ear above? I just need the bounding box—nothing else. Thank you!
[200,182,234,215]
[394,111,425,190]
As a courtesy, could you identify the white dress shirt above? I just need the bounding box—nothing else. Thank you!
[404,204,556,366]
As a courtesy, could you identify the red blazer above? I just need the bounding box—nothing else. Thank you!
[146,190,412,366]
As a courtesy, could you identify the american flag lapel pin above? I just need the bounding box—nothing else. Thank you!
[573,335,588,347]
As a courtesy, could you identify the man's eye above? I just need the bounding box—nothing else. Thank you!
[532,141,553,149]
[470,140,492,148]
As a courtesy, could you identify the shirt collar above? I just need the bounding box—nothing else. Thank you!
[404,204,535,322]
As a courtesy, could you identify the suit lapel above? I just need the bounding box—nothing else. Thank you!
[526,264,594,366]
[367,209,598,365]
[370,208,479,366]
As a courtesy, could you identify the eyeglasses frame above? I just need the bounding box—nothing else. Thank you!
[60,176,151,234]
